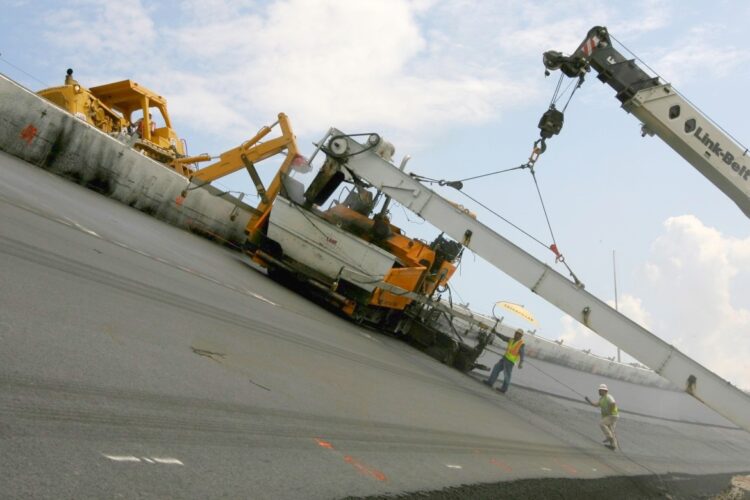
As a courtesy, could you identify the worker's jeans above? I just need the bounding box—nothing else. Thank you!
[487,356,515,392]
[600,415,618,445]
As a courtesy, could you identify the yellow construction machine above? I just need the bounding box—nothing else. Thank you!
[184,113,304,249]
[37,69,207,174]
[180,119,488,370]
[184,118,457,317]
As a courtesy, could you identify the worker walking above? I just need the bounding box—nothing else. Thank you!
[585,383,619,449]
[483,328,525,393]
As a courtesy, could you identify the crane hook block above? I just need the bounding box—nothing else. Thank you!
[538,106,564,139]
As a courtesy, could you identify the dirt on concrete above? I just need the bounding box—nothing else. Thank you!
[343,472,750,500]
[712,475,750,500]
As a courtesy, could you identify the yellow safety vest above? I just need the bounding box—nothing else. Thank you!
[504,339,524,364]
[599,394,619,416]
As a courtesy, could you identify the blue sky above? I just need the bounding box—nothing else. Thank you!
[2,0,748,388]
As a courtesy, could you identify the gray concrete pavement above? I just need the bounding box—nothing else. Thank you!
[1,150,749,499]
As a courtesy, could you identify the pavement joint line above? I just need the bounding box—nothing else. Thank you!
[248,377,272,391]
[541,467,553,472]
[102,454,184,465]
[103,454,141,463]
[250,291,278,306]
[59,216,101,238]
[152,457,185,465]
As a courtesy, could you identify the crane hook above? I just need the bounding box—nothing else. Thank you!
[528,138,546,167]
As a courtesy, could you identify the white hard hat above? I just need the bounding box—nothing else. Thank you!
[599,384,608,391]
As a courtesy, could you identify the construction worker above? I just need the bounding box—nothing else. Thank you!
[483,328,525,393]
[64,68,78,86]
[585,383,619,449]
[132,113,156,138]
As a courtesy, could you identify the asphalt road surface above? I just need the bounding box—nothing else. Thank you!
[1,150,749,499]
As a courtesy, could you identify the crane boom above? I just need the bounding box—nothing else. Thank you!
[325,130,750,433]
[542,26,750,218]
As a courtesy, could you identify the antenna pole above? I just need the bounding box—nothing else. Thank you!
[613,250,621,363]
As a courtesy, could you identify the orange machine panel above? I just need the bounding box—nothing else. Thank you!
[369,266,426,310]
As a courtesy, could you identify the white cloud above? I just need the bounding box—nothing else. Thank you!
[160,0,534,136]
[152,71,253,141]
[611,294,653,330]
[178,0,258,22]
[558,216,749,389]
[37,0,564,139]
[557,293,648,363]
[494,18,599,58]
[648,25,750,85]
[559,315,617,358]
[609,0,669,38]
[43,0,156,65]
[557,318,644,367]
[36,0,684,144]
[640,215,750,389]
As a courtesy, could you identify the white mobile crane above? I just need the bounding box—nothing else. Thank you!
[540,25,750,218]
[313,130,750,434]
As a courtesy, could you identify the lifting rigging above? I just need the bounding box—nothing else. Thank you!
[540,26,750,218]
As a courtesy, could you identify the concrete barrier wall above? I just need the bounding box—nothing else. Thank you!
[449,306,675,390]
[0,74,252,249]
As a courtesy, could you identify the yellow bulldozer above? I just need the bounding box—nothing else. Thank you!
[37,69,205,175]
